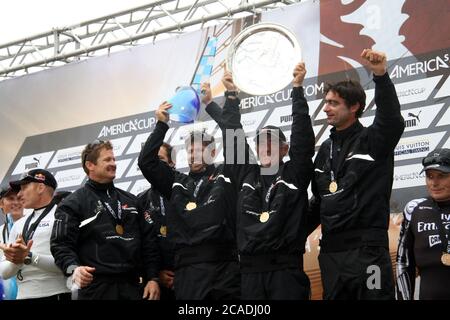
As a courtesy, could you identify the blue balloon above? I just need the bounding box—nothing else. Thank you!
[0,277,4,300]
[3,277,18,300]
[167,86,200,123]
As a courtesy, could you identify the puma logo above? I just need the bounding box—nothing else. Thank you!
[407,110,421,122]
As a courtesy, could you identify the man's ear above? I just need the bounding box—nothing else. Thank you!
[280,143,289,158]
[349,103,361,116]
[37,183,46,195]
[85,160,95,173]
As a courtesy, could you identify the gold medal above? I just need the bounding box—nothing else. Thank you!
[441,253,450,266]
[160,225,167,237]
[115,224,124,235]
[185,202,197,211]
[260,211,270,223]
[329,181,338,193]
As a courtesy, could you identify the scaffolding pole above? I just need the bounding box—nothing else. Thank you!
[0,0,301,79]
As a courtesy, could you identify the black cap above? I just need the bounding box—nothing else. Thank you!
[10,169,57,190]
[421,148,450,173]
[254,125,287,144]
[0,185,17,199]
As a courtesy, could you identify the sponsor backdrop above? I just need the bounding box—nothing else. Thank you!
[0,0,448,299]
[2,0,448,209]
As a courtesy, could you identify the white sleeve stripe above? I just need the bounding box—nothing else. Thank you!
[79,211,101,228]
[275,180,298,190]
[242,183,255,190]
[216,174,231,183]
[403,198,427,222]
[345,154,375,161]
[172,183,188,190]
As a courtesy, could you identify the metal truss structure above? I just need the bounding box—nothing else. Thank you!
[0,0,301,80]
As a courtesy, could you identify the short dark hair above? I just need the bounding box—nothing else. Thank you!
[81,140,113,174]
[185,130,215,148]
[324,80,366,118]
[160,142,176,165]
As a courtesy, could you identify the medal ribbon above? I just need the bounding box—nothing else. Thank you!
[329,140,336,183]
[100,189,122,225]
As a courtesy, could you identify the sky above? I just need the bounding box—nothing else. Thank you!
[0,0,153,44]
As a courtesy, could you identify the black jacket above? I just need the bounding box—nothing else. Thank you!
[309,73,405,237]
[396,198,450,300]
[137,122,237,254]
[137,188,176,270]
[50,179,160,281]
[217,87,315,256]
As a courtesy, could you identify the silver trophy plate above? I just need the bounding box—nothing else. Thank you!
[227,23,301,96]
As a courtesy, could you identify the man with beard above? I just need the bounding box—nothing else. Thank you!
[309,49,404,299]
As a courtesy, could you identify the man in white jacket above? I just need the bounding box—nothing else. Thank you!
[0,185,23,299]
[0,169,69,300]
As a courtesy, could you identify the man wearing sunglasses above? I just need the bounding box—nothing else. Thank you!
[0,169,70,300]
[51,140,160,300]
[396,148,450,300]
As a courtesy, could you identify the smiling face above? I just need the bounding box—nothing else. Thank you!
[187,141,215,173]
[0,191,23,221]
[86,147,117,183]
[425,169,450,202]
[323,91,359,131]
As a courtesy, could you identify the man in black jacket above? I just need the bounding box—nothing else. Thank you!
[138,88,240,300]
[137,142,176,300]
[213,63,315,300]
[51,140,160,300]
[309,49,405,299]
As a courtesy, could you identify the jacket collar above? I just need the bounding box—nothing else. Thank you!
[86,178,115,191]
[330,120,363,141]
[189,164,216,180]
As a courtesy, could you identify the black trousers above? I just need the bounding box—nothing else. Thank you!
[76,276,141,300]
[174,261,240,300]
[241,268,310,300]
[160,286,176,300]
[26,293,71,301]
[319,246,395,300]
